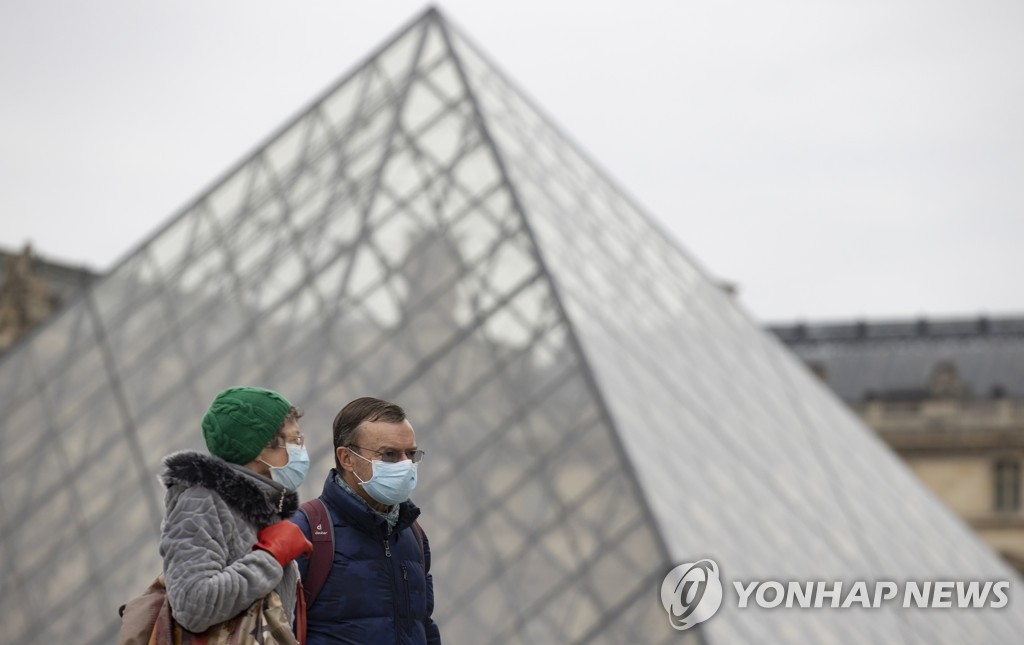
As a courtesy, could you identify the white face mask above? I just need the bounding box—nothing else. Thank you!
[261,443,310,491]
[351,449,418,505]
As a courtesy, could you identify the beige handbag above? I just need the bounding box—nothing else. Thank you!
[118,574,302,645]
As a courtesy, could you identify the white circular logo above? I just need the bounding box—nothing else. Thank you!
[660,559,723,630]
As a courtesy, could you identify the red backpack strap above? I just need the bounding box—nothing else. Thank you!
[298,498,334,608]
[411,520,425,564]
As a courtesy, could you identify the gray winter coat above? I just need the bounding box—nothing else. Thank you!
[160,451,300,633]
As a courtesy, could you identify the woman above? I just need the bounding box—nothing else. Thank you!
[160,386,312,638]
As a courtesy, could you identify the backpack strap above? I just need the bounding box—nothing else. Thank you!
[411,520,425,564]
[298,498,334,608]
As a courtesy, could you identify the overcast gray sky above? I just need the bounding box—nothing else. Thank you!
[2,1,1022,323]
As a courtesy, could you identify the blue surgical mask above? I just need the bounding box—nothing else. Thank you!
[351,450,418,505]
[264,444,309,491]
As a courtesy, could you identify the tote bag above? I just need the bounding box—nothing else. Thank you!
[119,574,303,645]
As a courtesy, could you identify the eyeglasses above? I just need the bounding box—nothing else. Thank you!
[348,445,425,464]
[270,433,304,448]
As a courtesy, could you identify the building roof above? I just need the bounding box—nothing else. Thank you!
[0,245,97,297]
[771,316,1024,402]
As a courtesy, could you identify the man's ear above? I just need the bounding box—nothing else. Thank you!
[336,446,351,473]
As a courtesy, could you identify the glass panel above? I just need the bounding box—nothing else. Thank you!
[91,251,161,332]
[263,114,310,180]
[207,163,254,226]
[417,21,448,70]
[104,292,173,375]
[244,247,308,314]
[422,56,465,105]
[140,392,207,474]
[121,338,191,418]
[0,347,34,415]
[379,144,425,204]
[47,345,107,426]
[173,243,234,325]
[191,337,266,412]
[320,68,366,133]
[415,104,473,170]
[27,302,93,378]
[346,97,397,160]
[0,395,47,487]
[346,245,388,298]
[6,446,65,549]
[374,20,423,88]
[289,177,332,235]
[402,77,450,134]
[145,208,203,280]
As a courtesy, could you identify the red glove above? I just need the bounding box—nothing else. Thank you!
[254,521,313,567]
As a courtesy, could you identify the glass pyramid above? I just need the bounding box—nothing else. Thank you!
[1,8,1020,644]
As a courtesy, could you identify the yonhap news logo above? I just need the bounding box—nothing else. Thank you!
[660,559,1011,630]
[660,559,724,630]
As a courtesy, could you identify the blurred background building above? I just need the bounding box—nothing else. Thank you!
[0,244,95,351]
[1,8,1022,644]
[773,318,1024,574]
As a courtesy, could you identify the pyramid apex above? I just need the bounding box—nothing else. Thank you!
[420,5,445,22]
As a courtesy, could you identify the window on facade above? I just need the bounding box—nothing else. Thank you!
[994,460,1021,512]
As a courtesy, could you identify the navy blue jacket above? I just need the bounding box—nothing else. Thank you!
[290,470,441,645]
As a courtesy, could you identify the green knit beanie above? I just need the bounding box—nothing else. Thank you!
[201,386,293,464]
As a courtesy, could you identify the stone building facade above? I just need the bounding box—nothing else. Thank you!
[0,244,96,352]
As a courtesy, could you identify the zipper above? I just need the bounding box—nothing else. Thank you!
[401,564,411,616]
[383,530,398,645]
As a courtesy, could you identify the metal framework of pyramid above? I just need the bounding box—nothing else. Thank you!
[1,8,1021,644]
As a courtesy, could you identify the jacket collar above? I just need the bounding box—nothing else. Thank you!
[162,450,298,528]
[320,469,421,535]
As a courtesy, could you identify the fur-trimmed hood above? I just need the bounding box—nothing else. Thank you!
[161,450,298,528]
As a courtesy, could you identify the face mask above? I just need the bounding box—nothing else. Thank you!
[263,443,309,491]
[351,450,418,505]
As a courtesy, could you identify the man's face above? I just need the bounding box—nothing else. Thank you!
[338,418,417,484]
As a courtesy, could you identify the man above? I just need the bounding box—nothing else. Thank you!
[290,397,441,644]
